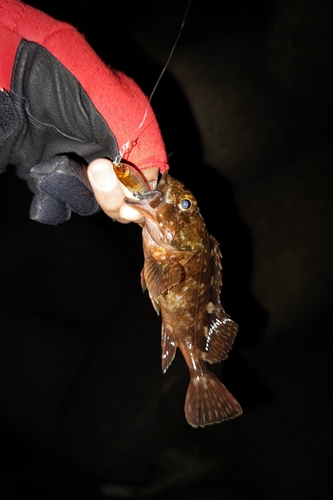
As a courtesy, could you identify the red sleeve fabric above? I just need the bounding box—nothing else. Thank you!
[0,0,169,171]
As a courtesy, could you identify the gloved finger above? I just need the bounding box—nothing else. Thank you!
[29,192,71,225]
[30,156,100,216]
[87,158,158,224]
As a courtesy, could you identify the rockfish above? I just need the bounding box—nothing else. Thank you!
[116,165,242,427]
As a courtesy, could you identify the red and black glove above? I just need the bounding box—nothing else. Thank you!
[1,39,119,224]
[0,0,168,224]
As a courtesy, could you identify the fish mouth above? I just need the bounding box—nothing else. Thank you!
[124,171,169,219]
[126,190,174,248]
[125,189,163,210]
[124,190,161,223]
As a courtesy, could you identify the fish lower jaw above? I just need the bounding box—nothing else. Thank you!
[145,222,173,249]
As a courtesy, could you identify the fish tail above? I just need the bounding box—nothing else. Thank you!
[184,372,242,428]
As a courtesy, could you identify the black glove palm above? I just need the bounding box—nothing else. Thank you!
[0,40,119,225]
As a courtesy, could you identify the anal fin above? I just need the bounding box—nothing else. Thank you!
[161,323,177,373]
[185,372,242,428]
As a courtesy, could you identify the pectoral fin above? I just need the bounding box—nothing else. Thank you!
[204,307,238,364]
[141,262,162,315]
[143,256,184,299]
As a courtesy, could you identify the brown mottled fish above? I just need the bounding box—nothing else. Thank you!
[115,165,242,427]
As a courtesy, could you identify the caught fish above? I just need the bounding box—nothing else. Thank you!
[114,165,242,427]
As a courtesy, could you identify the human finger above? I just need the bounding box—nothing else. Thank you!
[87,159,158,224]
[87,158,130,222]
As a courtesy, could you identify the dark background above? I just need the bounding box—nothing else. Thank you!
[0,0,332,498]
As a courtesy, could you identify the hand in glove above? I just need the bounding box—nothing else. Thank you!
[0,0,168,224]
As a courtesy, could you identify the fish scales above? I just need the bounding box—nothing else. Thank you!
[115,165,242,427]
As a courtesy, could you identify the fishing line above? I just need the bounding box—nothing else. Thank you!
[137,0,193,130]
[114,0,193,165]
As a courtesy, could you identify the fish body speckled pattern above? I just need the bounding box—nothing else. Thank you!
[117,166,242,427]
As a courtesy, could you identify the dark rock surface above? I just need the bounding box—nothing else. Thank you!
[0,1,332,499]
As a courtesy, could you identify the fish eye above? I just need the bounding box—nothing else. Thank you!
[177,193,197,213]
[181,198,191,210]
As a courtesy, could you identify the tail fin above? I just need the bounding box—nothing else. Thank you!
[184,372,242,428]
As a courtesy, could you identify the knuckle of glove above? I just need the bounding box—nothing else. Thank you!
[30,193,71,225]
[30,156,100,217]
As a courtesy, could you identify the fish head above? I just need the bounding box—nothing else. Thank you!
[125,172,206,251]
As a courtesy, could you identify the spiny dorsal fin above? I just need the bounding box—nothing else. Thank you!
[161,323,177,373]
[210,235,223,306]
[143,256,184,299]
[204,307,238,364]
